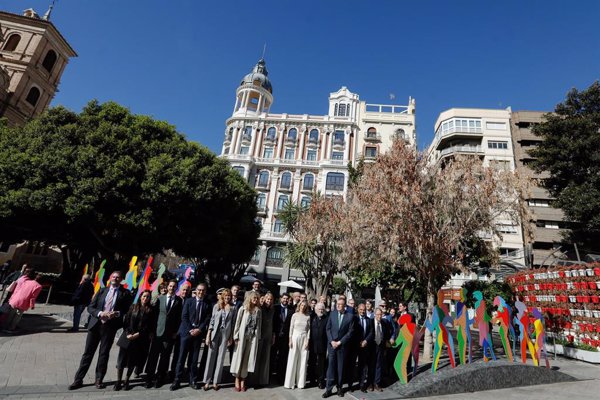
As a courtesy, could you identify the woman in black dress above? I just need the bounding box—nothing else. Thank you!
[114,289,155,391]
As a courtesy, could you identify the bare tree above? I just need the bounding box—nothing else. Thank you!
[340,140,531,360]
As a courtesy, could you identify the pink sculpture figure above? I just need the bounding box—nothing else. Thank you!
[532,308,550,368]
[425,290,456,373]
[454,288,474,364]
[473,291,496,362]
[514,300,538,366]
[393,314,416,384]
[492,296,514,362]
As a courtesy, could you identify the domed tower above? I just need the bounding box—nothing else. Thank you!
[233,58,273,116]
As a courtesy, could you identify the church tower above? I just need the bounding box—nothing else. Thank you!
[0,7,77,126]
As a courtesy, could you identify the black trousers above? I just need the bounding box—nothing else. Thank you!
[308,351,327,386]
[357,346,372,388]
[371,343,386,386]
[274,335,289,382]
[175,334,206,384]
[74,323,118,383]
[345,344,358,387]
[145,335,175,380]
[326,345,347,391]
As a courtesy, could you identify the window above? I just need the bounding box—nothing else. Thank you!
[284,148,295,160]
[25,87,41,106]
[486,122,506,130]
[3,34,21,51]
[301,196,312,208]
[395,128,406,140]
[232,166,245,176]
[287,128,297,140]
[257,171,269,187]
[280,172,292,189]
[544,222,559,229]
[367,127,377,138]
[303,174,314,190]
[239,146,250,155]
[243,126,252,140]
[365,146,377,158]
[273,219,284,233]
[42,50,57,73]
[277,195,289,211]
[334,104,338,116]
[488,141,508,149]
[528,199,550,207]
[267,246,284,259]
[496,224,518,234]
[499,248,518,257]
[306,150,317,161]
[309,129,319,143]
[257,193,266,209]
[326,172,345,191]
[267,127,276,139]
[489,159,510,171]
[436,118,482,137]
[334,130,345,144]
[332,151,344,160]
[338,104,346,116]
[263,147,274,158]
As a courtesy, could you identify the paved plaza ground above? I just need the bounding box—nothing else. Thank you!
[1,304,599,399]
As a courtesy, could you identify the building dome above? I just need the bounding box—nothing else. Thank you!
[240,58,272,93]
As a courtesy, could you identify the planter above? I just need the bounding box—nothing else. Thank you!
[593,310,600,318]
[584,309,592,318]
[592,295,599,304]
[570,296,577,303]
[587,268,594,276]
[567,282,574,290]
[594,268,600,276]
[565,270,572,278]
[589,282,597,290]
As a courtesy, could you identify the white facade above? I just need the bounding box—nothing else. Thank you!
[221,59,416,285]
[427,107,526,272]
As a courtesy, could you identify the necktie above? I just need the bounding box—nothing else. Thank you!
[362,317,366,335]
[166,296,173,312]
[194,300,202,326]
[338,312,343,328]
[103,288,115,312]
[376,322,382,345]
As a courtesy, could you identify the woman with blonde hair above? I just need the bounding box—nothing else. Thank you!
[284,300,311,389]
[250,291,275,386]
[230,291,262,392]
[203,289,236,390]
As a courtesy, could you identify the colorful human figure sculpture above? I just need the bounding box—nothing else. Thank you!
[393,314,416,384]
[425,291,456,373]
[454,288,474,365]
[473,291,496,362]
[514,300,538,366]
[492,296,515,362]
[532,308,550,368]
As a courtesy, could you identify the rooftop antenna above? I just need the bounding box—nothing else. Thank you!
[43,0,57,21]
[261,43,267,60]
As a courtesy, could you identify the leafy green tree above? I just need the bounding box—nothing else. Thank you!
[0,101,259,276]
[462,279,514,316]
[531,81,600,248]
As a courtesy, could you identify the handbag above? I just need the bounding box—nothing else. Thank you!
[116,331,132,349]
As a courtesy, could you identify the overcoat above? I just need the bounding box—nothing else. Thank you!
[230,307,262,374]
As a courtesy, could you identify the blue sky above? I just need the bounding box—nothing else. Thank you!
[4,0,599,152]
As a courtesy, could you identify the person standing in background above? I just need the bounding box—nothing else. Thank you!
[251,291,275,387]
[68,274,94,332]
[308,302,328,389]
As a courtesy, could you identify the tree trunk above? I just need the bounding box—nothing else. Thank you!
[423,275,436,362]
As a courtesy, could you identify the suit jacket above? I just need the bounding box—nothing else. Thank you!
[179,296,211,337]
[86,285,132,331]
[373,318,392,346]
[326,309,355,347]
[71,281,94,306]
[208,303,236,343]
[310,313,329,354]
[155,294,183,338]
[355,314,374,347]
[274,304,293,338]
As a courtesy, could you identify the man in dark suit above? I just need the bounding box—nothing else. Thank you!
[145,279,183,388]
[69,271,132,390]
[370,307,391,392]
[231,284,243,311]
[323,297,354,398]
[170,283,211,391]
[272,292,293,383]
[308,301,329,389]
[355,303,374,392]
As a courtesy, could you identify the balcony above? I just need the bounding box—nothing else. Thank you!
[438,145,484,159]
[332,139,346,150]
[364,133,381,142]
[241,134,252,144]
[255,180,270,189]
[263,135,276,145]
[286,136,297,144]
[435,126,483,148]
[364,152,377,160]
[279,183,292,192]
[308,136,319,145]
[257,205,268,216]
[301,184,315,193]
[224,135,232,144]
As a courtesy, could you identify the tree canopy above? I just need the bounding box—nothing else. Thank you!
[531,81,600,248]
[0,101,260,270]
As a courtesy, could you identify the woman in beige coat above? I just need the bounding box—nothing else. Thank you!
[230,291,262,392]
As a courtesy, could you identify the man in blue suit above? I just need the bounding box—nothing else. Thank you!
[323,297,354,398]
[170,283,211,391]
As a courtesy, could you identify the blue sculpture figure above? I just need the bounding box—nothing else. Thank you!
[473,291,496,362]
[425,291,456,372]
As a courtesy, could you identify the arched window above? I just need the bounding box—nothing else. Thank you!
[338,103,346,116]
[309,129,319,143]
[42,50,57,73]
[301,196,312,208]
[325,172,345,191]
[256,193,266,209]
[287,128,297,140]
[277,194,289,211]
[243,126,252,140]
[25,87,41,106]
[3,34,21,52]
[395,128,406,140]
[232,166,245,176]
[267,246,284,259]
[257,170,269,187]
[267,127,276,139]
[280,172,292,189]
[303,173,314,191]
[367,127,377,138]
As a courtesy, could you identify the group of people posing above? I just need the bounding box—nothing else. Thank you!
[67,271,410,397]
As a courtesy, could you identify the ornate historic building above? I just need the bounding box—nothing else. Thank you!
[0,7,76,126]
[221,58,416,285]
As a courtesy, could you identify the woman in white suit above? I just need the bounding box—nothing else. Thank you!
[202,288,235,390]
[284,300,311,389]
[230,291,262,392]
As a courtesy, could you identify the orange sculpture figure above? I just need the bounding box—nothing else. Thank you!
[454,288,474,365]
[425,290,456,372]
[393,314,416,384]
[514,300,538,366]
[532,308,550,368]
[473,291,496,362]
[492,296,514,362]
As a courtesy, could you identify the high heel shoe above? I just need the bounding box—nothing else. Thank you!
[213,384,220,391]
[203,383,210,391]
[124,379,131,391]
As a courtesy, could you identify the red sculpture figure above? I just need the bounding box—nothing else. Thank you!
[514,300,538,366]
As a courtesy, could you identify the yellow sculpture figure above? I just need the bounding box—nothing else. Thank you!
[532,308,550,368]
